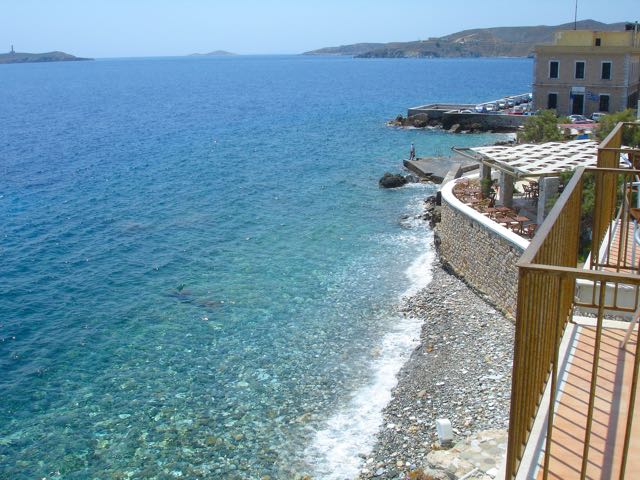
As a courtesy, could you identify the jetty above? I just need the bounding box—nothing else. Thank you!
[404,155,477,184]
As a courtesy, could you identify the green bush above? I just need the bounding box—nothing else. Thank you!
[519,110,563,143]
[596,109,640,147]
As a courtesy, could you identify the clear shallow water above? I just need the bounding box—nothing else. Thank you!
[0,56,531,479]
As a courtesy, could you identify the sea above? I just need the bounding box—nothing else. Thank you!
[0,55,531,479]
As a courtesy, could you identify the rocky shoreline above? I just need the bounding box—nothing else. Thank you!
[356,257,515,479]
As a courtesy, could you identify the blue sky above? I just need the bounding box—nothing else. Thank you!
[1,1,637,57]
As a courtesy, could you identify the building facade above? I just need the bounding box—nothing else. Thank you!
[533,28,640,116]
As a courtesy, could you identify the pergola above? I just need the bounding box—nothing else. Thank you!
[454,140,600,224]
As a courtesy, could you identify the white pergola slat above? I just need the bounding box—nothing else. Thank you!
[469,139,599,178]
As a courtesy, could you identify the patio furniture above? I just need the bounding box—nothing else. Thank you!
[513,215,530,234]
[524,223,538,238]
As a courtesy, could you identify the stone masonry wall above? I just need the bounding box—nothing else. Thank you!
[435,199,524,317]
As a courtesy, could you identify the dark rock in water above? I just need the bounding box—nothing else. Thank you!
[448,124,461,133]
[422,195,441,227]
[379,172,408,188]
[388,112,440,129]
[409,113,429,128]
[405,174,420,183]
[387,114,406,127]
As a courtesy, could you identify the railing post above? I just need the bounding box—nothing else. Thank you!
[580,279,607,479]
[619,323,640,479]
[542,275,567,480]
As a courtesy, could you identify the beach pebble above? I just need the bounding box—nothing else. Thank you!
[357,263,514,479]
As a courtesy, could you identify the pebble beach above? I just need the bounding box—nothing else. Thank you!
[357,258,515,479]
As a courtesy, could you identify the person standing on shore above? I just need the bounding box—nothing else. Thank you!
[409,143,416,161]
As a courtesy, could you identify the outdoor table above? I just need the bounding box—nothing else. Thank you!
[485,207,497,218]
[513,215,530,234]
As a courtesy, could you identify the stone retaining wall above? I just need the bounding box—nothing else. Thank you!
[441,112,528,130]
[436,183,528,317]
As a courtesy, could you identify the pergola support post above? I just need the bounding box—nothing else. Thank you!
[537,176,560,225]
[499,172,515,208]
[480,164,492,197]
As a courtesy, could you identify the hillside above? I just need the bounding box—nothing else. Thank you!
[304,20,628,58]
[0,50,92,64]
[303,43,385,56]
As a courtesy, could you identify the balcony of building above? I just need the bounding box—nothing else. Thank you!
[505,122,640,480]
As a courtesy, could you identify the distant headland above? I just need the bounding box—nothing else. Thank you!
[188,50,236,57]
[303,19,627,58]
[0,47,93,64]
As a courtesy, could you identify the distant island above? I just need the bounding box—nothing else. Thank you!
[0,48,92,65]
[188,50,236,57]
[304,20,627,58]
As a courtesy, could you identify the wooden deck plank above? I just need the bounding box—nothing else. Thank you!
[535,326,638,479]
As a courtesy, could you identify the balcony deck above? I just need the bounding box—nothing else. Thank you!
[602,215,640,274]
[519,318,639,479]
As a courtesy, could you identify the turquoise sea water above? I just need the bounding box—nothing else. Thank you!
[0,56,531,479]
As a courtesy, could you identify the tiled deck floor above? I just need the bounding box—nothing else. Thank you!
[604,219,640,273]
[534,324,639,479]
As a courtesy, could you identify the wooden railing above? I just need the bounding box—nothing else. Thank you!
[505,122,640,480]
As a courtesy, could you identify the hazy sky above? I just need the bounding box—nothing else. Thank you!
[1,1,637,57]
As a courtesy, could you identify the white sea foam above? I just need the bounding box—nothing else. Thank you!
[305,203,435,479]
[304,314,423,479]
[402,235,435,299]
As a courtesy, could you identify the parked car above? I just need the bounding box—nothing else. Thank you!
[474,104,486,113]
[506,98,516,107]
[591,112,607,122]
[568,114,591,124]
[497,99,507,109]
[485,104,495,112]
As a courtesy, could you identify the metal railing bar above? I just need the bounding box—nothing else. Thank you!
[580,281,607,480]
[542,278,566,480]
[619,326,640,479]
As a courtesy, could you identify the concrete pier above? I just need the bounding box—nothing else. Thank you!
[407,93,532,132]
[404,156,478,183]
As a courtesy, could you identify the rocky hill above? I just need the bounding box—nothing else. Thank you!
[304,20,628,58]
[0,51,92,64]
[303,43,385,56]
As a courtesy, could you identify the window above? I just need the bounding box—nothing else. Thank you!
[548,93,558,109]
[549,61,559,78]
[575,61,585,79]
[595,38,601,46]
[599,94,610,112]
[602,62,612,80]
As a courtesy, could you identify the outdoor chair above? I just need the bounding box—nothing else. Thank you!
[524,223,538,238]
